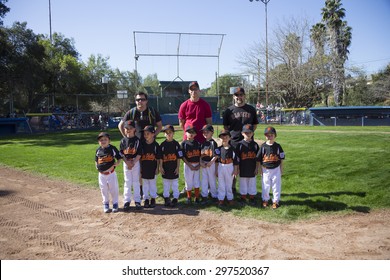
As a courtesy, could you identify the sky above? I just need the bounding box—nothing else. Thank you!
[3,0,390,88]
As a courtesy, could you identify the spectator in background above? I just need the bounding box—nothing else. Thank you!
[178,81,212,144]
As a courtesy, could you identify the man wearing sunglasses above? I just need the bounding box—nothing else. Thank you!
[118,92,163,141]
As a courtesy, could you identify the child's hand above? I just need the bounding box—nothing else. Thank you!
[160,168,165,175]
[174,167,179,175]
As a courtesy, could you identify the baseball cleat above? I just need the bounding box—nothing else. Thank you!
[262,201,268,208]
[123,202,130,211]
[135,202,142,210]
[272,202,279,209]
[112,203,119,213]
[103,203,110,213]
[170,198,178,207]
[150,198,156,208]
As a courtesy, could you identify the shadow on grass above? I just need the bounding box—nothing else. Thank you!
[283,191,370,213]
[284,191,366,199]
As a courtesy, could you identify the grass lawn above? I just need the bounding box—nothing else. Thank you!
[1,125,389,222]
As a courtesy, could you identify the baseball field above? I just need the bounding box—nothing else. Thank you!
[0,125,389,259]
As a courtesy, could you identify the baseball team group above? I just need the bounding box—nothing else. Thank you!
[95,81,285,213]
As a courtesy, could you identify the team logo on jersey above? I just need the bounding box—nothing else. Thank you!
[163,154,177,162]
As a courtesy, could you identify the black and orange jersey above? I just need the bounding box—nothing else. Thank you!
[200,139,219,162]
[217,145,238,165]
[160,139,183,179]
[140,140,162,179]
[95,144,121,172]
[120,136,142,160]
[257,142,285,169]
[181,140,201,163]
[236,139,259,177]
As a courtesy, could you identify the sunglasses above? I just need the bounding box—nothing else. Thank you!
[136,98,146,102]
[234,93,244,97]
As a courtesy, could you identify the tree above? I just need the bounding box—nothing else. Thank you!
[142,73,160,96]
[320,0,352,106]
[369,64,390,105]
[0,22,46,112]
[0,0,10,26]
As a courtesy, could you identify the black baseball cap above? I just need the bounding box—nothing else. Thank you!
[233,87,245,95]
[189,81,200,89]
[124,120,136,129]
[142,125,155,133]
[185,125,197,133]
[264,126,277,136]
[200,124,214,132]
[242,124,254,133]
[162,124,175,132]
[97,132,110,140]
[218,129,231,138]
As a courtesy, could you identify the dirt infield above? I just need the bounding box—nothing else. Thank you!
[0,166,389,260]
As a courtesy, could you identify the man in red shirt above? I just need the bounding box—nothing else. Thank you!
[178,81,212,144]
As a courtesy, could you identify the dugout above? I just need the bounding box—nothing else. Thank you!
[0,118,32,136]
[309,106,390,126]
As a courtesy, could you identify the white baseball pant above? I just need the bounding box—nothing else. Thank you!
[98,171,119,205]
[142,177,157,200]
[163,178,179,199]
[261,166,282,203]
[184,162,200,191]
[239,177,257,196]
[201,162,217,198]
[218,163,234,201]
[123,161,141,203]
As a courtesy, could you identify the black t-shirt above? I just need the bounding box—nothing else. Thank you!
[160,139,183,179]
[122,107,162,140]
[216,146,238,165]
[120,136,142,160]
[95,145,121,172]
[200,139,219,162]
[257,142,285,169]
[222,104,259,148]
[181,140,201,163]
[140,141,162,179]
[236,140,259,177]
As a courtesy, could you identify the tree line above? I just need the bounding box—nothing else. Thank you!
[1,0,389,117]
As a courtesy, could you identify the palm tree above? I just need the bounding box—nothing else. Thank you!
[321,0,352,106]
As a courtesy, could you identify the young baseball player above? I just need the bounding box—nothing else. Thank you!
[216,130,238,207]
[140,125,161,208]
[235,124,260,205]
[159,125,183,207]
[200,124,219,203]
[95,132,122,213]
[120,120,142,211]
[181,125,201,205]
[258,126,285,209]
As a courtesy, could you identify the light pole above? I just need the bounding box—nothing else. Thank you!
[250,0,270,122]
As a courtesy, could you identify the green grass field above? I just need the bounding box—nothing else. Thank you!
[1,125,389,222]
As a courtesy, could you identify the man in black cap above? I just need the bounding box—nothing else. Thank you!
[222,87,259,193]
[178,81,212,144]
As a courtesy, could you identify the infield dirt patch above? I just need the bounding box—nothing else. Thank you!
[0,166,389,260]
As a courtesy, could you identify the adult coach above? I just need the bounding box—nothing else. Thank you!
[222,87,259,148]
[118,92,163,140]
[178,81,212,144]
[222,87,259,194]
